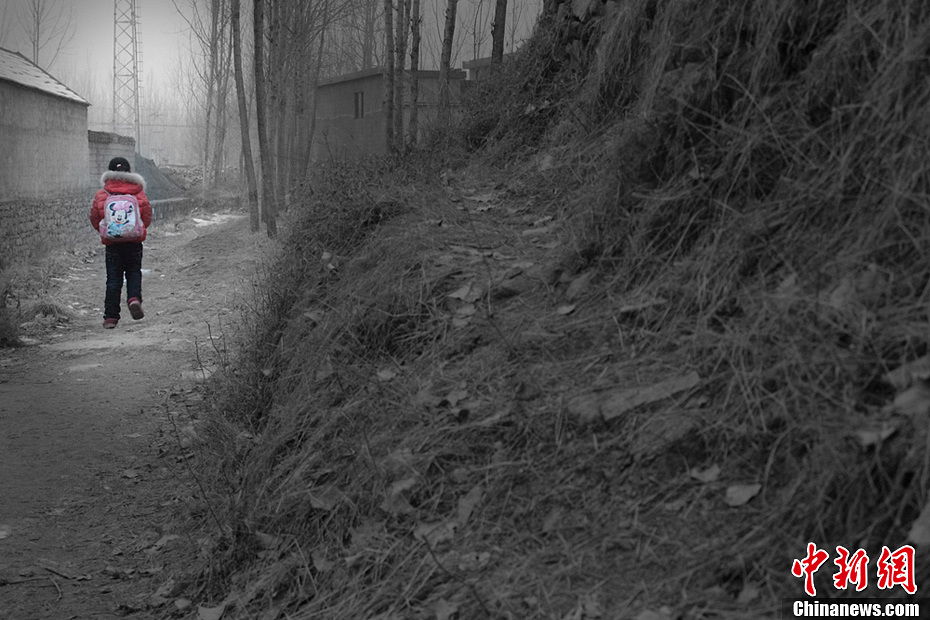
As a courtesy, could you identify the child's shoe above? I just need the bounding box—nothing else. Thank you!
[128,297,144,320]
[103,318,118,329]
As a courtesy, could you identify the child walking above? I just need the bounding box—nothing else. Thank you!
[89,157,153,329]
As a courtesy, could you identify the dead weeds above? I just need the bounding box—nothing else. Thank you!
[184,1,930,618]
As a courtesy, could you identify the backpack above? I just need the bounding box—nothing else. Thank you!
[99,193,144,242]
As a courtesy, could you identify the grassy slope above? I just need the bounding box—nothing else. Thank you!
[189,1,930,618]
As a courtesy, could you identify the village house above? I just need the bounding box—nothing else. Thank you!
[0,46,90,198]
[311,67,467,161]
[0,47,140,264]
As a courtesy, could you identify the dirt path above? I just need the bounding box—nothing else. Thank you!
[0,211,263,619]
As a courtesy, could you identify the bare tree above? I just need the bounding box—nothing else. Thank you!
[254,0,277,237]
[231,0,259,232]
[491,0,507,64]
[383,0,395,152]
[393,0,410,150]
[438,0,458,125]
[19,0,74,69]
[406,0,421,148]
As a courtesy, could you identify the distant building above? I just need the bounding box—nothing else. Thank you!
[0,47,90,198]
[311,67,467,161]
[462,54,514,81]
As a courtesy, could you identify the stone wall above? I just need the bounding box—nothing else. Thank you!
[0,194,196,268]
[0,190,97,267]
[0,81,89,198]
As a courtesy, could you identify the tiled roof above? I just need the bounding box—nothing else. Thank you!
[0,46,89,105]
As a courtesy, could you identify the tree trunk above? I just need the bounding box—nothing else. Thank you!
[231,0,258,232]
[201,0,220,197]
[361,0,377,69]
[302,0,330,177]
[406,0,420,148]
[393,0,410,151]
[253,0,277,238]
[211,4,233,188]
[383,0,395,153]
[438,0,458,126]
[491,0,507,64]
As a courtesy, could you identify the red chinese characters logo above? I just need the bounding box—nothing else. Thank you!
[876,545,916,595]
[791,543,916,596]
[791,542,830,596]
[833,546,869,592]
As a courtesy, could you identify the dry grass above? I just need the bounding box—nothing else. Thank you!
[186,1,930,617]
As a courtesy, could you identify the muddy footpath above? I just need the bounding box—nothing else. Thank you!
[0,211,264,619]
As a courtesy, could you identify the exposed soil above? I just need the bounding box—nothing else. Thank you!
[0,211,262,619]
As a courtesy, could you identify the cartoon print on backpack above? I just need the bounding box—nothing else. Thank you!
[102,195,143,240]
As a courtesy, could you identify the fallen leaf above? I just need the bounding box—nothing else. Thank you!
[563,593,604,619]
[601,371,702,421]
[312,550,334,572]
[147,534,179,553]
[376,368,397,382]
[886,356,930,391]
[615,297,667,315]
[456,485,484,526]
[197,602,227,620]
[565,271,594,301]
[442,388,469,408]
[303,310,324,323]
[566,393,602,425]
[309,487,341,511]
[451,316,471,328]
[434,598,460,620]
[413,521,458,546]
[150,578,176,606]
[853,421,900,448]
[542,507,564,533]
[381,476,418,516]
[736,583,760,605]
[254,532,279,550]
[725,483,761,507]
[890,382,930,418]
[465,191,496,203]
[447,282,482,302]
[907,497,930,545]
[689,464,721,484]
[827,276,856,311]
[455,551,491,571]
[447,283,471,300]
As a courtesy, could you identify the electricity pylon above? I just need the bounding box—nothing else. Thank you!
[112,0,142,152]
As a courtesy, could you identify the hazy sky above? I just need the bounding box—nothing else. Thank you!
[0,0,189,96]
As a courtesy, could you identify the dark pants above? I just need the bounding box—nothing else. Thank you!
[104,242,143,320]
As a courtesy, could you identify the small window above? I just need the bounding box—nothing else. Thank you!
[354,91,365,119]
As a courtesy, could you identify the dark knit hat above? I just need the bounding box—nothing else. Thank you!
[108,157,131,172]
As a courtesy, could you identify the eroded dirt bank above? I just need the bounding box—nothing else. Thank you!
[0,211,262,619]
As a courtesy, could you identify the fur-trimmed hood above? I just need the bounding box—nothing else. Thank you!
[100,170,146,192]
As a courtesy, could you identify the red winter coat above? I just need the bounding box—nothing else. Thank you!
[89,171,153,245]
